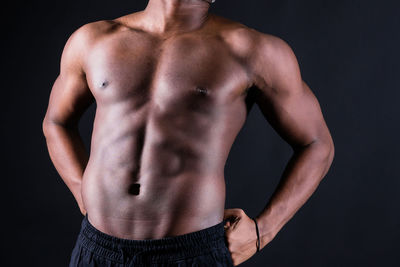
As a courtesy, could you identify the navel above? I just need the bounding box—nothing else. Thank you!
[195,86,209,96]
[128,183,140,195]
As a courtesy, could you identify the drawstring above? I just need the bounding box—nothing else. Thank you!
[120,246,149,265]
[119,247,127,263]
[127,250,147,266]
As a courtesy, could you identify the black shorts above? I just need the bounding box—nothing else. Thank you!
[69,215,234,266]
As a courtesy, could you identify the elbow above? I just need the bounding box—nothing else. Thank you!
[42,115,78,138]
[323,134,335,164]
[316,138,334,162]
[42,116,54,138]
[293,135,335,180]
[42,116,63,138]
[315,137,335,178]
[327,140,335,165]
[42,116,51,138]
[322,142,335,173]
[294,136,335,160]
[299,136,335,170]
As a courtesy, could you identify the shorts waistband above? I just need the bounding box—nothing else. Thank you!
[77,214,227,263]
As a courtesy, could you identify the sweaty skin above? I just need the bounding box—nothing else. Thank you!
[43,0,334,265]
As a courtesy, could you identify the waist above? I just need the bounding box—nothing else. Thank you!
[76,214,228,264]
[81,172,226,239]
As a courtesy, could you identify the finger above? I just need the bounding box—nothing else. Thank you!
[223,221,231,228]
[223,208,241,220]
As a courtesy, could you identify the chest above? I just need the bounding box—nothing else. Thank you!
[84,32,251,109]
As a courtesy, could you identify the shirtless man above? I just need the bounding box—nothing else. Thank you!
[42,0,334,266]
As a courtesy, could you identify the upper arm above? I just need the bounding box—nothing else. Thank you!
[249,34,333,151]
[43,24,95,129]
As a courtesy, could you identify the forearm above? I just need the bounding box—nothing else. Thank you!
[43,121,89,214]
[255,141,334,249]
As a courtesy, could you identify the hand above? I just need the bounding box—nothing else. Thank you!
[80,207,87,216]
[223,208,259,266]
[78,203,87,216]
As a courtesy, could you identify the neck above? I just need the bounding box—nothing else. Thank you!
[142,0,212,34]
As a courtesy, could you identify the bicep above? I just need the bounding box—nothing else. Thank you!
[45,73,94,127]
[44,27,95,127]
[252,35,331,150]
[255,80,330,150]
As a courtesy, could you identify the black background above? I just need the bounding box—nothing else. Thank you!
[3,0,399,266]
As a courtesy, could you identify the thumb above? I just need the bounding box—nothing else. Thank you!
[223,208,243,226]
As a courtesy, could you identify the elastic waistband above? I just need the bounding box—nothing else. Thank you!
[78,214,227,263]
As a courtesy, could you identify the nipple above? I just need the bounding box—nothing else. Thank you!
[128,183,140,195]
[100,81,109,89]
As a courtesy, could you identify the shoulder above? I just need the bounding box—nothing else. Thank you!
[209,14,257,56]
[211,15,299,86]
[212,16,289,58]
[213,17,300,90]
[63,20,118,52]
[60,20,119,72]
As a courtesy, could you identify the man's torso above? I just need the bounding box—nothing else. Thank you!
[80,13,256,239]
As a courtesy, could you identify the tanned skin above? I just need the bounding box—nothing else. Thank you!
[42,0,334,265]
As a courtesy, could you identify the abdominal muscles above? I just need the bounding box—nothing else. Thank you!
[80,97,229,239]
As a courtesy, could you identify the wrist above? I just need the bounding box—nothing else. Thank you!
[251,217,261,252]
[255,215,278,249]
